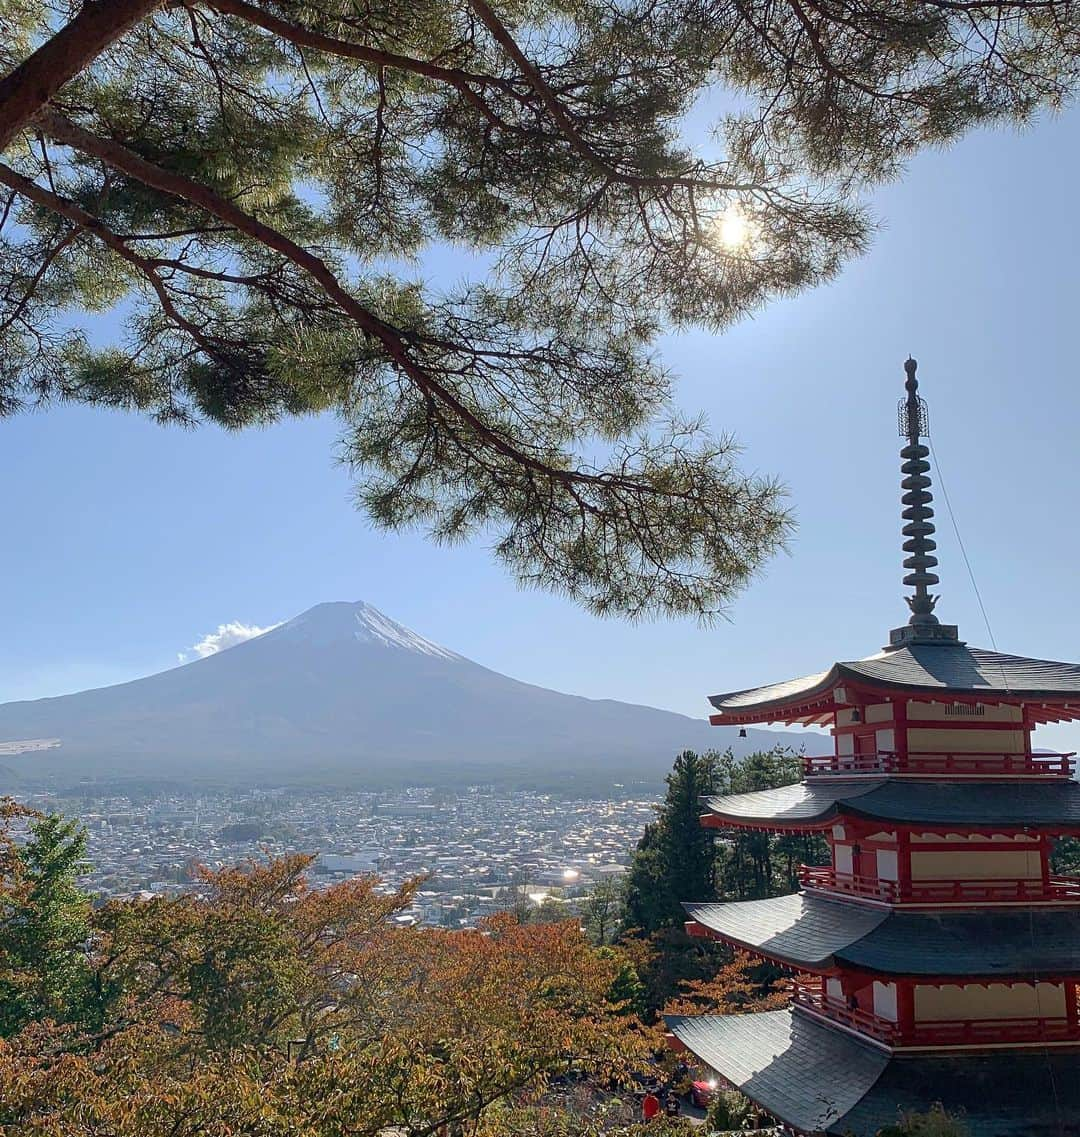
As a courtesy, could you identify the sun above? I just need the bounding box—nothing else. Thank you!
[716,203,753,250]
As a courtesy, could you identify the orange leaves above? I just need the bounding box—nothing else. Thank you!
[0,854,646,1137]
[662,950,790,1018]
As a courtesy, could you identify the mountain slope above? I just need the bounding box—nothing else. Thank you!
[0,602,788,788]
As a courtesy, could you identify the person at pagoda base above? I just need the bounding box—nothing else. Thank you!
[667,360,1080,1136]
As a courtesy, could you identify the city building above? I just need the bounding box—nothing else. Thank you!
[668,360,1080,1135]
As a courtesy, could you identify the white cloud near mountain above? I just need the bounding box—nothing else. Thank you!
[178,620,280,662]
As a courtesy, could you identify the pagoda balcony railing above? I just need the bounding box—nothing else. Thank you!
[799,865,1080,904]
[792,978,901,1045]
[792,978,1080,1048]
[802,750,1076,778]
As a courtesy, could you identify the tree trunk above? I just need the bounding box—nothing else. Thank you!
[0,0,160,151]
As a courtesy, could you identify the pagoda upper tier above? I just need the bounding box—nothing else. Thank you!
[709,640,1080,728]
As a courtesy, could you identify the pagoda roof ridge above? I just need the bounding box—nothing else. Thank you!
[709,639,1080,720]
[701,777,1080,830]
[665,1009,1080,1136]
[683,892,1080,977]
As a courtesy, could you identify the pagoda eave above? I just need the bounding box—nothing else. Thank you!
[683,894,1080,979]
[709,645,1080,726]
[699,779,1080,833]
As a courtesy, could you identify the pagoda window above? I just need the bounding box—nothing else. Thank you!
[872,981,899,1023]
[876,847,900,883]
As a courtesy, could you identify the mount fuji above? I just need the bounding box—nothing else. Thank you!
[0,602,786,789]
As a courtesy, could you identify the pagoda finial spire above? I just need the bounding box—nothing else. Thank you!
[888,358,960,648]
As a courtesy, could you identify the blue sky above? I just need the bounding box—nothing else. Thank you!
[3,107,1079,755]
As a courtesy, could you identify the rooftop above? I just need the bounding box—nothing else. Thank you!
[709,642,1080,723]
[701,777,1080,831]
[666,1009,1080,1136]
[685,892,1080,977]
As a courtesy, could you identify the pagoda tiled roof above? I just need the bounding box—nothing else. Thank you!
[666,1009,1080,1136]
[701,778,1080,830]
[685,892,1080,977]
[710,642,1080,715]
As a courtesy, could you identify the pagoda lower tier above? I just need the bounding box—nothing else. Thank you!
[670,779,1080,1132]
[666,1009,1080,1137]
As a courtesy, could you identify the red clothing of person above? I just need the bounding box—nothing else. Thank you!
[642,1092,661,1121]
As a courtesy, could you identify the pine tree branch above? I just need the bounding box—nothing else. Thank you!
[210,0,758,194]
[32,111,642,500]
[463,0,734,192]
[464,0,606,168]
[208,0,521,96]
[205,0,538,140]
[0,161,244,373]
[0,0,162,151]
[0,228,78,335]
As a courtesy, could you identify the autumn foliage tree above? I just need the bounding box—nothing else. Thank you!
[3,3,1079,616]
[0,828,650,1137]
[663,950,790,1019]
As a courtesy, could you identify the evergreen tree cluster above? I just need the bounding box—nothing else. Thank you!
[623,747,827,936]
[617,748,829,1015]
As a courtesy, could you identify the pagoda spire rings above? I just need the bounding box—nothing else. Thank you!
[888,358,959,648]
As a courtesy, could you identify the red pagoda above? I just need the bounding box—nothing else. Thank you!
[667,360,1080,1135]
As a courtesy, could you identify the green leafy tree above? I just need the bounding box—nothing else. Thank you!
[0,802,93,1037]
[596,946,647,1020]
[706,1088,756,1133]
[531,896,572,925]
[622,823,672,935]
[622,748,827,1013]
[3,3,1079,616]
[581,876,625,947]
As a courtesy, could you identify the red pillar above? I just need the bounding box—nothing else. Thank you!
[893,697,909,770]
[898,826,913,896]
[1066,982,1078,1033]
[897,980,915,1045]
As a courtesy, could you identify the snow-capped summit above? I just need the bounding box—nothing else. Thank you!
[268,601,461,661]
